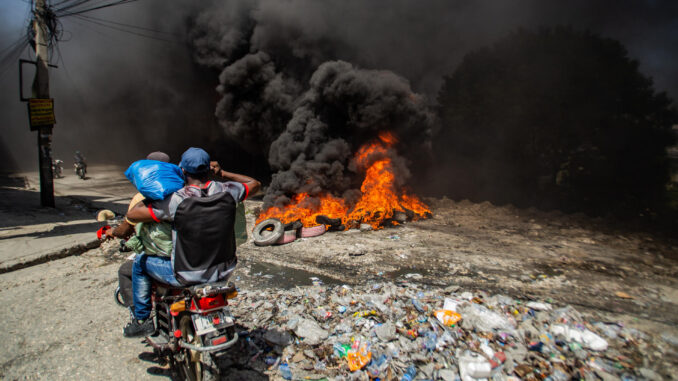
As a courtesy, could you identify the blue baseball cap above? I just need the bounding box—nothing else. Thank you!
[179,147,210,175]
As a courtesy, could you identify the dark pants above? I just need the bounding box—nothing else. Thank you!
[118,260,134,308]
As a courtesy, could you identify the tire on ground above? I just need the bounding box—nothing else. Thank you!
[301,224,326,238]
[274,229,298,245]
[253,218,284,246]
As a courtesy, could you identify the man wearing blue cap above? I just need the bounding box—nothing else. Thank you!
[123,147,261,337]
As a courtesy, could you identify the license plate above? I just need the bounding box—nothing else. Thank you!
[191,310,234,336]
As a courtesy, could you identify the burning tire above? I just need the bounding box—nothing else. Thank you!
[300,224,326,238]
[253,219,284,246]
[275,229,298,245]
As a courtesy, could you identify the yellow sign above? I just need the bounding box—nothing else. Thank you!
[28,98,55,129]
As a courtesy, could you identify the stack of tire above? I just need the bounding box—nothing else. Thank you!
[253,218,328,246]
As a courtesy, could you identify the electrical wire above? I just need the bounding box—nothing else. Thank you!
[57,0,140,16]
[53,0,98,13]
[0,40,29,82]
[74,13,178,36]
[0,35,29,58]
[70,14,180,43]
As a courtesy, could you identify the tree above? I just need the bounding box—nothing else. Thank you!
[436,27,677,215]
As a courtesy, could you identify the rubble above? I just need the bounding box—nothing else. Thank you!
[220,281,675,380]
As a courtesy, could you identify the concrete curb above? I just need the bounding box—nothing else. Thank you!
[0,239,102,274]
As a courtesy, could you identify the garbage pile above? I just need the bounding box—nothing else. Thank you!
[224,281,671,380]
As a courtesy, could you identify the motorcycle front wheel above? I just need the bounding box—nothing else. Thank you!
[177,315,218,381]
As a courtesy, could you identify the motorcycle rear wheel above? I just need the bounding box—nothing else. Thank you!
[177,315,218,381]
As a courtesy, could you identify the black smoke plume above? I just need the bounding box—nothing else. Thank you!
[184,0,678,209]
[265,61,434,207]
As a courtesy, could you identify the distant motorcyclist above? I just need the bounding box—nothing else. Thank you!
[52,159,63,178]
[74,151,87,179]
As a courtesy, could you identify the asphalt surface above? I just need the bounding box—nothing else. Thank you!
[0,166,136,272]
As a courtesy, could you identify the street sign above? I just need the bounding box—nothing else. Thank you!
[27,98,56,130]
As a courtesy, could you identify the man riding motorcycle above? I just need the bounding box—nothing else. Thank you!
[105,151,174,313]
[124,147,260,337]
[74,150,87,179]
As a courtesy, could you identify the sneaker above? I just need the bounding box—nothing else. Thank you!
[123,318,155,338]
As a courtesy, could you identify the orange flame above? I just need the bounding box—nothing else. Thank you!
[256,131,431,229]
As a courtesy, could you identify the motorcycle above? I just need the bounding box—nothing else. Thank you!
[52,159,63,178]
[74,162,87,179]
[115,280,239,381]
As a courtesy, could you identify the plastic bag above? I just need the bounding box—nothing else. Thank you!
[346,340,372,371]
[125,160,184,200]
[434,310,462,326]
[550,324,608,351]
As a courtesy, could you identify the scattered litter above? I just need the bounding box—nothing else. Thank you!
[615,291,634,299]
[220,281,666,380]
[526,301,552,311]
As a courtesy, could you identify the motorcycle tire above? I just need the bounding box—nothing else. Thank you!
[177,315,218,381]
[252,218,284,246]
[114,287,126,307]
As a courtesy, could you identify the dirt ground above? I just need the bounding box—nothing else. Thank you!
[1,182,677,379]
[241,197,678,335]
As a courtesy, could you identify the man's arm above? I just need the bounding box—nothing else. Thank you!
[126,202,157,223]
[210,161,261,196]
[106,220,135,239]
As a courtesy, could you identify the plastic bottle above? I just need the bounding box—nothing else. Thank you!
[333,342,351,358]
[424,331,437,352]
[550,369,569,381]
[401,365,417,381]
[366,354,388,378]
[412,299,426,313]
[279,363,292,380]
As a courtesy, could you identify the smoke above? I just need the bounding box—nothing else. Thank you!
[0,1,222,172]
[183,0,678,207]
[264,61,434,207]
[1,0,676,188]
[215,51,301,154]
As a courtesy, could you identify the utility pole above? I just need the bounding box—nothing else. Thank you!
[33,0,55,207]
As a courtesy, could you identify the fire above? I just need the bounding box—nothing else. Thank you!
[256,131,431,229]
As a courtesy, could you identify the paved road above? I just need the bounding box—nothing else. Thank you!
[0,248,165,380]
[0,166,134,272]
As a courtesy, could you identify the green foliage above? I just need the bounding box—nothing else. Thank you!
[436,27,678,215]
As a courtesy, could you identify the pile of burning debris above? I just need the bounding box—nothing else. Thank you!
[252,132,433,246]
[220,281,672,380]
[252,208,431,246]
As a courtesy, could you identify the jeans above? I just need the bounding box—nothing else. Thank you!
[132,253,181,320]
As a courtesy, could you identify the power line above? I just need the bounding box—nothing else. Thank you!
[54,0,100,13]
[0,35,28,58]
[0,40,28,82]
[70,14,180,44]
[57,0,140,17]
[74,13,178,36]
